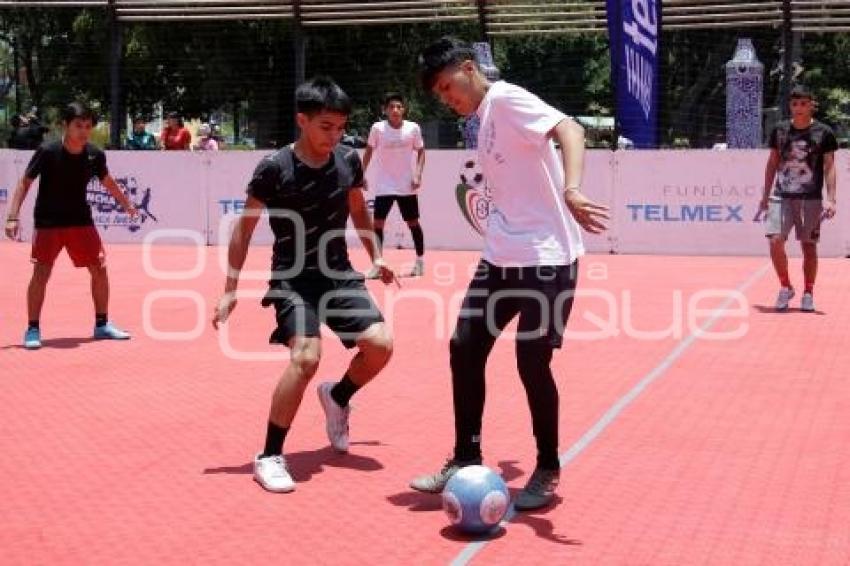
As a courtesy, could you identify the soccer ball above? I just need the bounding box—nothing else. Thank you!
[459,159,485,190]
[442,465,509,534]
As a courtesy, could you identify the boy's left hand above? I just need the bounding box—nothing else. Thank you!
[823,200,837,219]
[564,189,609,234]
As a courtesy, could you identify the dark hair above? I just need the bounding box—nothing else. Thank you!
[295,76,352,117]
[383,92,405,107]
[418,36,478,91]
[62,101,97,126]
[790,84,814,100]
[166,111,184,127]
[10,115,22,128]
[133,116,147,124]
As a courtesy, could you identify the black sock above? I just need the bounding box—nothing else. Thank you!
[262,421,289,457]
[410,224,424,257]
[330,374,360,408]
[374,227,384,252]
[95,313,108,327]
[28,320,39,330]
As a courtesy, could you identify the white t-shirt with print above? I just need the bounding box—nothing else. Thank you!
[366,120,424,196]
[475,80,584,267]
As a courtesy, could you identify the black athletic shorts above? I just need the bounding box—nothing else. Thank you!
[455,259,579,349]
[261,271,384,349]
[373,195,420,222]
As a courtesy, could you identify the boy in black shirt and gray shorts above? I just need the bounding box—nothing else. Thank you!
[212,77,398,493]
[761,85,838,312]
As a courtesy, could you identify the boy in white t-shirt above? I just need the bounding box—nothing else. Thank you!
[362,93,427,277]
[410,37,608,510]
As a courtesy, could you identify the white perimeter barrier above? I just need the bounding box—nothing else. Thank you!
[1,149,847,256]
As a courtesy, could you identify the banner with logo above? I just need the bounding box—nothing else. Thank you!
[206,151,277,246]
[0,150,207,244]
[3,148,847,257]
[607,0,662,148]
[350,149,614,255]
[613,150,847,257]
[0,150,21,225]
[91,151,207,243]
[839,150,850,255]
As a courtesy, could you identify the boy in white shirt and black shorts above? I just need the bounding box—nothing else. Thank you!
[410,37,609,510]
[363,93,427,277]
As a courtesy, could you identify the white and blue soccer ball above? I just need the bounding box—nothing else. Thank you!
[442,465,509,534]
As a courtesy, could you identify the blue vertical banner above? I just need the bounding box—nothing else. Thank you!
[607,0,662,148]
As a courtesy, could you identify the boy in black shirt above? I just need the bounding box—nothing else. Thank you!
[4,102,138,349]
[212,77,398,493]
[761,85,838,312]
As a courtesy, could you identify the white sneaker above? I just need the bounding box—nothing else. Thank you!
[253,453,295,493]
[775,287,795,311]
[365,265,380,280]
[317,382,351,452]
[410,257,424,277]
[801,292,815,312]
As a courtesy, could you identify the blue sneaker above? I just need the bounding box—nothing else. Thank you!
[23,327,42,350]
[93,322,131,340]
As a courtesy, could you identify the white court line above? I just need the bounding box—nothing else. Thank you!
[450,263,771,566]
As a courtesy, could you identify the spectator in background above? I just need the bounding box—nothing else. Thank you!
[8,114,27,148]
[209,120,226,149]
[161,112,191,150]
[340,130,366,148]
[125,117,157,150]
[193,123,219,151]
[9,111,49,149]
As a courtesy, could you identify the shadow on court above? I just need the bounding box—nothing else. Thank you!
[752,305,826,315]
[0,336,99,350]
[202,441,385,482]
[508,497,583,547]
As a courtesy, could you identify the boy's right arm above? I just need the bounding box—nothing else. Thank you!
[361,145,374,190]
[212,195,264,328]
[761,148,781,211]
[4,176,34,240]
[362,145,374,172]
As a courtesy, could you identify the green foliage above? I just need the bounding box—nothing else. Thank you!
[1,8,849,149]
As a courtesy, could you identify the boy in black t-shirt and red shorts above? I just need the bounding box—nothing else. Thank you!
[4,102,138,349]
[761,85,839,312]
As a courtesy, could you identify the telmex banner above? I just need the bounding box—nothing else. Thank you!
[1,149,847,257]
[607,0,662,149]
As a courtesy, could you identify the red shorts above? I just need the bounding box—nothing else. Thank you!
[31,226,105,268]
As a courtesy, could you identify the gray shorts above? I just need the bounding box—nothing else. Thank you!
[765,197,823,243]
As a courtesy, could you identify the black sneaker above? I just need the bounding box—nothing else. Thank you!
[514,467,560,511]
[409,457,482,493]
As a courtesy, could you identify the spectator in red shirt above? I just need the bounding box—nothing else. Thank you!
[161,112,191,150]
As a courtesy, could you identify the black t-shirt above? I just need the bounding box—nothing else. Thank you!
[246,145,364,276]
[769,120,838,200]
[25,141,108,228]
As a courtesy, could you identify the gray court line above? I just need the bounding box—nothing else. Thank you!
[449,263,770,566]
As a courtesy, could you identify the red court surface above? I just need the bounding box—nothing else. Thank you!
[1,242,849,565]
